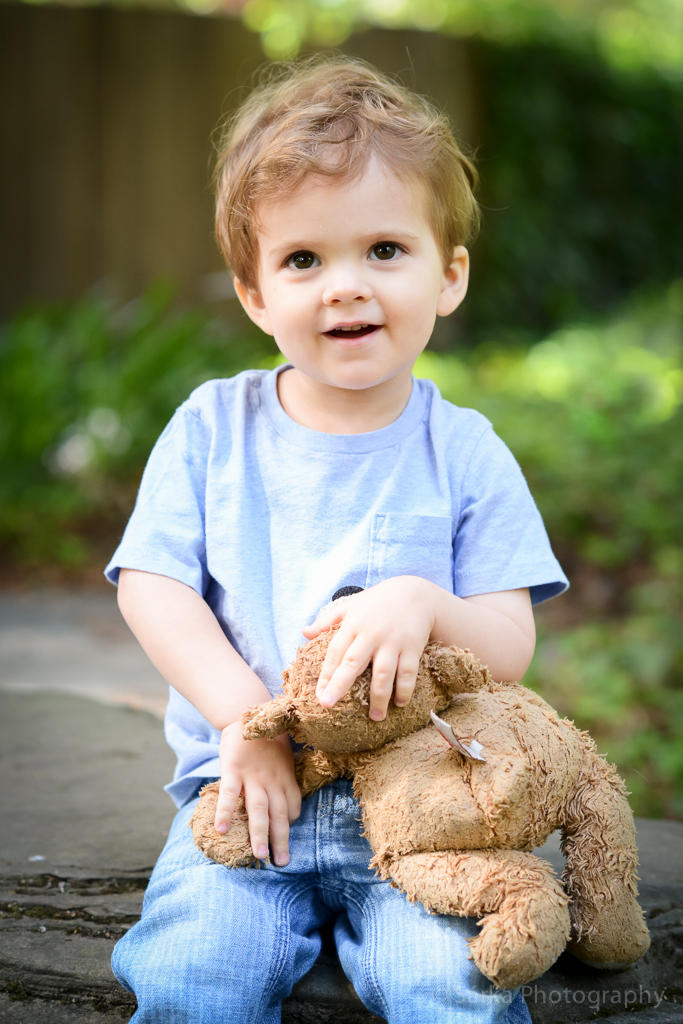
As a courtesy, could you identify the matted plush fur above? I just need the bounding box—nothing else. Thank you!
[190,627,650,988]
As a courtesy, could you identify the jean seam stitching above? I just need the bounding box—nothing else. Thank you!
[256,879,322,1022]
[338,889,390,1021]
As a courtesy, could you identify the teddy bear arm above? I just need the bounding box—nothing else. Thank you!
[385,849,570,989]
[427,646,492,696]
[241,696,299,740]
[560,750,650,967]
[190,782,257,867]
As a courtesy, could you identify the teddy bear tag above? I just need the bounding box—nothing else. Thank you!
[430,710,487,761]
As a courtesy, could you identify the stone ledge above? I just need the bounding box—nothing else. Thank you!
[1,871,680,1024]
[6,994,680,1024]
[605,1012,683,1024]
[2,688,681,1024]
[0,993,130,1022]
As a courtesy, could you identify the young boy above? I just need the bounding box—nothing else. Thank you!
[106,58,567,1023]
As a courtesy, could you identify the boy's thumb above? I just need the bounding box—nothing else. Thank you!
[302,585,364,639]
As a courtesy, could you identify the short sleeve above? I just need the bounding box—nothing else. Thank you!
[104,405,212,596]
[453,426,568,605]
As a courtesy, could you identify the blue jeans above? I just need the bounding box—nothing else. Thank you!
[113,779,531,1024]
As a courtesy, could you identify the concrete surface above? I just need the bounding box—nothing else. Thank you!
[0,590,169,720]
[1,589,682,1023]
[0,693,176,877]
[0,689,175,1020]
[0,994,131,1022]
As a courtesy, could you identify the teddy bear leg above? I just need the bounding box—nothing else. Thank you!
[385,849,570,990]
[190,782,257,867]
[561,750,650,967]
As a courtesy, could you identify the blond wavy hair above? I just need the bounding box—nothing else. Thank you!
[214,56,479,291]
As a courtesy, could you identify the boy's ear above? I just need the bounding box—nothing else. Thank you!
[436,246,469,318]
[233,278,274,336]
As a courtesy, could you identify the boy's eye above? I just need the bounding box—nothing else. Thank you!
[287,251,319,270]
[370,243,400,261]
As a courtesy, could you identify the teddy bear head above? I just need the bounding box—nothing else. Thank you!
[242,626,491,754]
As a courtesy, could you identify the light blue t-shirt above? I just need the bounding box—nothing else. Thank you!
[106,366,568,806]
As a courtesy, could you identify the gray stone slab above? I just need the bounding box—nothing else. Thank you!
[600,1010,683,1024]
[0,930,131,1005]
[0,589,168,720]
[0,876,140,1017]
[1,891,144,921]
[0,692,176,877]
[0,993,130,1022]
[627,819,683,886]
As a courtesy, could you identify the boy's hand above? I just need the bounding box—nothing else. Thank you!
[304,579,536,719]
[303,576,435,722]
[215,721,301,866]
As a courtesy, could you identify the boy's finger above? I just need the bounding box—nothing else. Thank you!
[369,650,399,721]
[267,792,292,866]
[286,782,302,823]
[244,786,271,861]
[214,777,242,833]
[316,625,357,693]
[317,635,373,708]
[393,651,421,707]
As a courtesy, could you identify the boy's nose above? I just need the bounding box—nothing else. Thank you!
[321,265,372,305]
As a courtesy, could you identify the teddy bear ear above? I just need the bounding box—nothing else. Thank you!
[242,696,299,741]
[427,646,492,695]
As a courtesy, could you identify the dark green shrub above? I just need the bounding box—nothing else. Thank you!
[0,285,276,566]
[463,41,682,346]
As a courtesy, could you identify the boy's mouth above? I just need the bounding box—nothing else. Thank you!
[324,323,381,340]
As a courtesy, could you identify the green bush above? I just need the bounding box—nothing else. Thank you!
[416,282,683,818]
[1,283,681,816]
[463,40,682,346]
[0,285,276,566]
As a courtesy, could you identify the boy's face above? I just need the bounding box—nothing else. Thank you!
[235,158,468,395]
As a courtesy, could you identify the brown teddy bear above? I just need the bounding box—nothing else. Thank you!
[191,627,650,990]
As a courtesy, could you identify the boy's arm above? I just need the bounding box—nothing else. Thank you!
[117,569,301,866]
[305,577,535,722]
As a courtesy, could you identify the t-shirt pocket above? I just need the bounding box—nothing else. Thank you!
[366,513,454,592]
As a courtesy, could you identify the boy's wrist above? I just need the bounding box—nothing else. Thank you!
[392,575,447,640]
[425,581,460,643]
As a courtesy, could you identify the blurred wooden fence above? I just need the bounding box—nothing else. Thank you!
[0,2,479,319]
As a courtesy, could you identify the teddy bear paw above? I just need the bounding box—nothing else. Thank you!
[190,782,258,867]
[468,887,571,989]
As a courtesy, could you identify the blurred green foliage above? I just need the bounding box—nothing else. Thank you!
[464,41,682,345]
[0,284,276,567]
[416,282,683,819]
[1,283,681,816]
[239,0,683,73]
[13,0,682,75]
